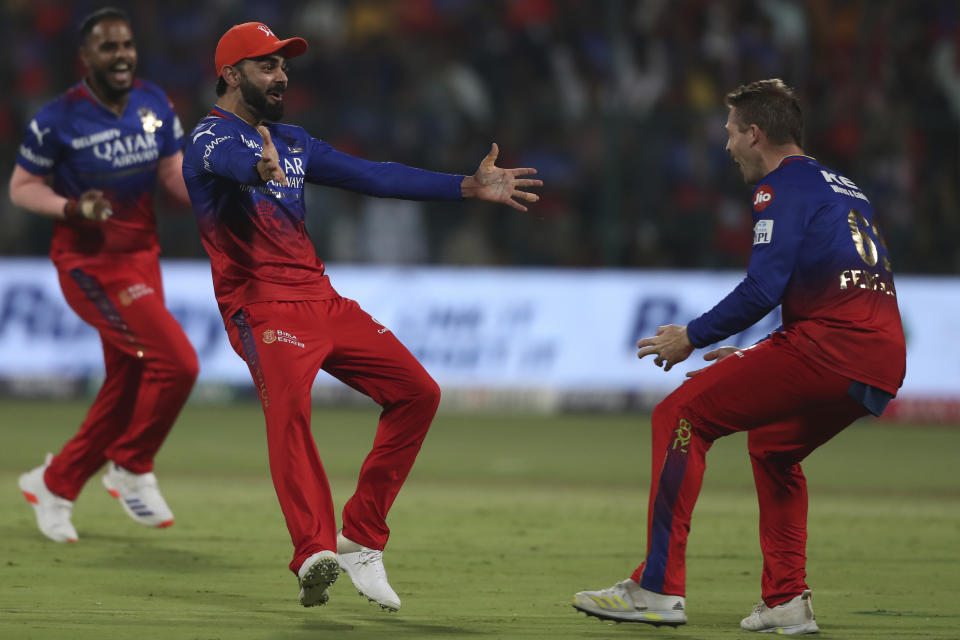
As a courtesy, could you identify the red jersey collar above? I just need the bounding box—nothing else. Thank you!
[777,154,815,168]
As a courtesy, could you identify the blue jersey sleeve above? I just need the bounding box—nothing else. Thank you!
[16,109,61,175]
[687,184,808,347]
[190,123,262,185]
[305,137,464,200]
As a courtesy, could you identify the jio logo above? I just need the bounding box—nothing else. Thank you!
[753,186,774,211]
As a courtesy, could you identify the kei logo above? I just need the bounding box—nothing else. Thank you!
[255,200,281,229]
[752,185,774,211]
[672,418,692,453]
[262,329,277,344]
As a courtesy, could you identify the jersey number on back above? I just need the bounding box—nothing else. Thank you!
[848,210,893,272]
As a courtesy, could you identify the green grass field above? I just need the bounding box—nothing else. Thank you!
[1,400,958,640]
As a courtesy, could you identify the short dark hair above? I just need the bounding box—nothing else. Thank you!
[725,79,803,147]
[78,7,131,45]
[215,59,248,96]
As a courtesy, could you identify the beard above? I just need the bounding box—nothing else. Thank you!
[240,75,284,122]
[90,67,133,102]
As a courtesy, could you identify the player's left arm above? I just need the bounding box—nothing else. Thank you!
[460,143,542,212]
[305,138,541,208]
[155,97,191,206]
[157,151,190,206]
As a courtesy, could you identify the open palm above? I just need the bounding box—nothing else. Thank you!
[463,143,542,211]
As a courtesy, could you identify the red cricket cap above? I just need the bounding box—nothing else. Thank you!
[214,22,308,77]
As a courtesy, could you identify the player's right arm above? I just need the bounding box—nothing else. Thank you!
[9,166,68,219]
[685,183,807,348]
[11,111,111,222]
[10,166,112,223]
[187,120,277,186]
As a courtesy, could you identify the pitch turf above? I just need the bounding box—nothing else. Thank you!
[1,400,957,639]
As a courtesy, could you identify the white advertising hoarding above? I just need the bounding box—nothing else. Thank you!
[0,258,952,402]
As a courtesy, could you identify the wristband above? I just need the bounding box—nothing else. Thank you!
[63,198,80,220]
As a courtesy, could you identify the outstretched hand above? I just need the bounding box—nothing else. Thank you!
[461,143,542,211]
[636,324,695,372]
[684,346,740,378]
[256,126,288,186]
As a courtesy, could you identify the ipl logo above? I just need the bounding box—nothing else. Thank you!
[672,418,692,453]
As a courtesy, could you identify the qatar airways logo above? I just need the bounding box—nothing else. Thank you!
[71,128,121,149]
[92,132,159,168]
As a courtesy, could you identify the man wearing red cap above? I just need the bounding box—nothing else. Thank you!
[182,22,541,611]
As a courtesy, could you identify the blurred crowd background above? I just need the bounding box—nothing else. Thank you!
[1,0,958,272]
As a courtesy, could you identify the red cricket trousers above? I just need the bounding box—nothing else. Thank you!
[46,253,198,500]
[629,332,868,607]
[226,298,441,575]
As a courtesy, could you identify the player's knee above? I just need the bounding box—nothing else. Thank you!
[153,343,199,389]
[652,395,682,428]
[178,350,200,386]
[394,373,441,416]
[414,375,442,411]
[652,395,703,443]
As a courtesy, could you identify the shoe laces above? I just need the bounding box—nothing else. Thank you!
[750,601,766,615]
[113,465,158,492]
[357,549,384,567]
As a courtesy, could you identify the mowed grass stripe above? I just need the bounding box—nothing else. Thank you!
[0,400,957,639]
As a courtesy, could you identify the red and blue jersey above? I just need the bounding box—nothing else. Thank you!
[687,155,906,396]
[181,106,464,319]
[15,80,184,263]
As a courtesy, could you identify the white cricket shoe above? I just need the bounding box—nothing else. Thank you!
[102,463,174,528]
[18,453,78,543]
[572,578,687,626]
[740,589,819,634]
[297,550,340,607]
[337,531,401,611]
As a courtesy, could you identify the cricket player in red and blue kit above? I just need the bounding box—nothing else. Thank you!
[573,79,906,634]
[182,22,540,611]
[11,9,198,543]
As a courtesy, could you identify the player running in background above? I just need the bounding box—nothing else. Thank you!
[572,79,906,634]
[11,7,198,543]
[182,22,541,611]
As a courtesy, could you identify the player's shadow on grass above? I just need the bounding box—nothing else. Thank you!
[299,616,484,638]
[75,534,230,573]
